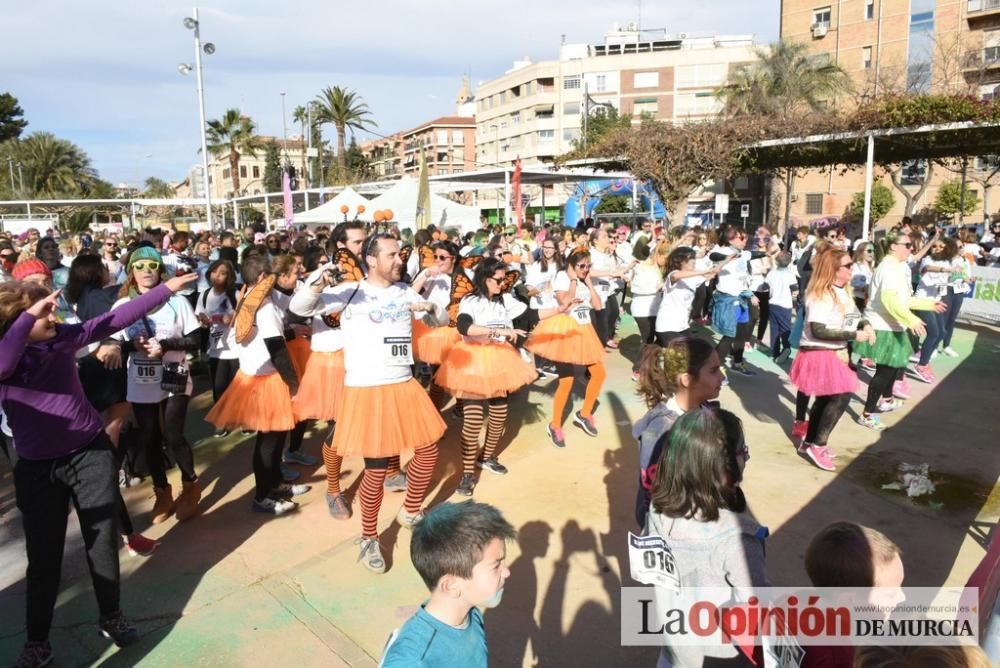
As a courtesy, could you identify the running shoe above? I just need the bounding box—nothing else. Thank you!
[547,424,566,448]
[477,457,508,475]
[356,536,385,574]
[877,397,901,413]
[98,612,140,647]
[860,358,876,370]
[891,380,911,400]
[941,346,959,357]
[931,350,939,360]
[271,483,311,498]
[280,465,300,482]
[240,429,256,436]
[383,472,407,492]
[456,473,476,496]
[856,413,887,431]
[801,443,836,471]
[397,506,425,529]
[721,368,730,387]
[912,365,935,384]
[606,339,619,350]
[908,353,920,363]
[283,450,318,466]
[775,348,791,364]
[124,533,160,557]
[537,365,558,379]
[791,420,809,442]
[13,641,52,668]
[252,497,298,515]
[573,411,598,437]
[327,493,351,519]
[728,362,756,377]
[213,429,230,438]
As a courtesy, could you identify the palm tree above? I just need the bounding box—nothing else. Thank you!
[143,176,175,198]
[205,108,263,195]
[716,41,850,118]
[292,104,309,185]
[312,86,376,172]
[2,132,100,198]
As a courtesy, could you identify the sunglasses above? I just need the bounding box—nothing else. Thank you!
[840,261,854,269]
[894,241,913,249]
[486,274,506,283]
[575,263,592,269]
[434,254,453,261]
[105,243,117,248]
[132,260,161,272]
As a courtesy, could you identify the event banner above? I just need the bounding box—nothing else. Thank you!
[960,266,1000,324]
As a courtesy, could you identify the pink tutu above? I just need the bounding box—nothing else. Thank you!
[789,349,857,396]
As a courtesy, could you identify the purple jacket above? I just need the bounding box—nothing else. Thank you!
[0,283,172,460]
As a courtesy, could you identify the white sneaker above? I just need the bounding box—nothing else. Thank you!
[941,346,959,357]
[908,353,920,363]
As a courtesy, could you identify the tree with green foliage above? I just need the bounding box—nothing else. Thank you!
[594,194,632,214]
[143,177,175,199]
[205,108,263,195]
[849,182,895,224]
[0,93,27,142]
[572,106,631,152]
[934,180,980,218]
[313,86,376,171]
[1,132,100,198]
[262,140,282,193]
[345,137,370,181]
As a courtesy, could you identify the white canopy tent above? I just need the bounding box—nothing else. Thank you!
[367,177,481,233]
[293,186,373,225]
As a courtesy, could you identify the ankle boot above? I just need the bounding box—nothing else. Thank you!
[174,480,201,521]
[150,485,174,524]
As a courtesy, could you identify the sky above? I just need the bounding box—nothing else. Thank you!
[3,1,779,187]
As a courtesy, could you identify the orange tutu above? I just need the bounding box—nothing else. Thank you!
[206,371,296,432]
[435,341,538,399]
[286,337,312,378]
[292,349,345,422]
[412,320,461,364]
[526,314,604,366]
[332,378,446,459]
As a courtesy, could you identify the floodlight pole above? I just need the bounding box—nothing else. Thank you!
[861,133,875,240]
[191,8,213,230]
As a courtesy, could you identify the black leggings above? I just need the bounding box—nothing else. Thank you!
[209,357,240,403]
[805,393,852,446]
[254,430,288,500]
[691,284,709,320]
[795,391,811,422]
[132,396,197,489]
[716,320,754,364]
[634,316,656,372]
[754,290,770,341]
[864,364,898,414]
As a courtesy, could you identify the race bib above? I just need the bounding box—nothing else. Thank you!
[843,312,860,331]
[628,532,681,594]
[596,279,612,295]
[487,321,508,343]
[571,306,591,325]
[383,336,413,366]
[132,359,162,385]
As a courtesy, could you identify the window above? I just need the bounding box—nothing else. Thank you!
[805,193,824,215]
[537,129,554,141]
[437,168,448,176]
[862,46,873,70]
[437,130,449,144]
[500,91,507,103]
[900,159,928,186]
[500,121,508,130]
[595,74,607,92]
[865,0,874,20]
[676,64,728,88]
[563,101,580,115]
[633,71,659,88]
[511,112,520,125]
[563,128,580,142]
[633,98,659,116]
[674,92,722,116]
[222,168,231,179]
[813,6,832,28]
[563,76,580,90]
[252,166,260,178]
[239,165,247,178]
[981,83,1000,100]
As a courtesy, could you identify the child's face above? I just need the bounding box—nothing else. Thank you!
[869,554,905,613]
[458,538,510,609]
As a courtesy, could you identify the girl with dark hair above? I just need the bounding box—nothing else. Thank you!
[434,257,537,496]
[410,240,465,377]
[644,407,766,668]
[910,236,959,381]
[626,239,666,380]
[526,248,607,448]
[195,259,238,437]
[632,337,724,528]
[709,227,763,377]
[654,246,725,346]
[939,237,971,357]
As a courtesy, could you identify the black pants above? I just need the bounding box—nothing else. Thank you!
[132,396,197,489]
[795,391,811,422]
[691,284,709,320]
[288,421,309,453]
[606,293,621,340]
[864,364,898,414]
[754,290,770,342]
[805,393,851,446]
[209,357,240,403]
[634,316,656,372]
[15,434,122,641]
[254,430,288,500]
[716,320,754,364]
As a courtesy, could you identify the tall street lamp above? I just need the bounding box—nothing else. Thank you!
[179,8,215,229]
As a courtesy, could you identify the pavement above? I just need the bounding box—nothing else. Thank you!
[1,317,998,667]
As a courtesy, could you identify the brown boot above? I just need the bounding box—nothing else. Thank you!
[174,480,201,521]
[150,485,174,524]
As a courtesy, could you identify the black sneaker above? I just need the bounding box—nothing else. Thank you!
[477,457,508,475]
[271,483,311,498]
[14,640,52,668]
[99,611,139,647]
[456,473,476,496]
[728,362,757,377]
[213,429,230,438]
[547,424,566,448]
[572,411,598,437]
[536,365,558,379]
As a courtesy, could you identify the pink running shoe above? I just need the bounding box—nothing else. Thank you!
[860,358,876,370]
[912,365,935,384]
[892,381,911,400]
[802,443,836,471]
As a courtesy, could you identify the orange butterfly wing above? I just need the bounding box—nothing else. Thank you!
[398,244,414,266]
[234,274,277,344]
[447,272,475,327]
[459,255,482,271]
[500,269,521,293]
[418,244,436,270]
[321,250,364,328]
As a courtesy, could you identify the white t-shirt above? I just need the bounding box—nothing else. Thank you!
[629,262,663,318]
[525,261,558,310]
[801,286,859,350]
[949,256,972,293]
[589,248,616,308]
[195,289,238,360]
[765,267,797,310]
[102,258,122,278]
[162,252,197,296]
[289,280,441,387]
[552,270,594,326]
[850,263,873,302]
[713,246,751,295]
[458,294,527,344]
[289,282,352,354]
[655,272,699,333]
[112,294,200,403]
[417,272,453,314]
[236,299,285,376]
[915,256,951,298]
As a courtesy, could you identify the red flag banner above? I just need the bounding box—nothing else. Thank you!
[512,158,523,231]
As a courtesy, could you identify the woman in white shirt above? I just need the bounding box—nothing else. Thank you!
[434,257,537,496]
[627,240,665,379]
[655,246,724,346]
[195,259,239,437]
[911,238,953,381]
[709,227,759,377]
[940,238,970,358]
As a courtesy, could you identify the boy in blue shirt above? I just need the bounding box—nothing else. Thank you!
[381,501,516,667]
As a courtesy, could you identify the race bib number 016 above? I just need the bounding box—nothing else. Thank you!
[383,336,413,366]
[628,532,681,594]
[571,306,590,325]
[133,359,162,385]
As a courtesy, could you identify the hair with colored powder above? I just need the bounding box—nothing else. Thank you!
[636,337,715,408]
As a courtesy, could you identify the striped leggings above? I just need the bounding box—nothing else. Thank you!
[460,397,508,475]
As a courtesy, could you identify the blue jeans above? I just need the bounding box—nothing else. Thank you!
[769,305,792,359]
[917,309,943,366]
[941,288,965,349]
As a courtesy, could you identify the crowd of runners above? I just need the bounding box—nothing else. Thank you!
[1,215,996,667]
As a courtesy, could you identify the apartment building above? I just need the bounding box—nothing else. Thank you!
[780,0,1000,227]
[201,137,307,200]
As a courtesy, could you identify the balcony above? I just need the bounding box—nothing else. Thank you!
[963,46,1000,72]
[967,0,1000,20]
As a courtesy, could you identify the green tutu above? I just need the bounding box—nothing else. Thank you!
[853,330,912,367]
